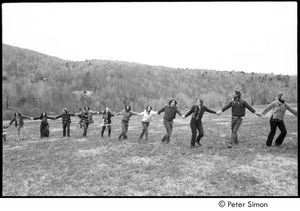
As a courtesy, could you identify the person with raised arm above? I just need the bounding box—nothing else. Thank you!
[55,108,76,137]
[183,99,217,147]
[259,92,297,147]
[217,91,261,148]
[138,105,158,141]
[157,99,184,144]
[115,105,139,140]
[33,113,55,138]
[7,112,33,141]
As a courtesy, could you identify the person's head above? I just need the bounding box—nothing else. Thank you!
[196,99,203,106]
[169,99,177,107]
[62,108,68,113]
[146,105,152,112]
[14,112,21,117]
[125,105,131,112]
[233,91,241,99]
[278,92,285,102]
[84,106,90,111]
[41,113,47,117]
[105,107,110,113]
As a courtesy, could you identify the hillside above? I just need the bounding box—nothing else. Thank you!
[2,43,297,120]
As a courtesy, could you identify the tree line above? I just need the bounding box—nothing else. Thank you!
[2,44,297,120]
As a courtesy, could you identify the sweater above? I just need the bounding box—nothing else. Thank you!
[116,110,139,122]
[221,99,255,117]
[260,100,297,120]
[139,110,158,122]
[158,105,182,122]
[185,105,216,122]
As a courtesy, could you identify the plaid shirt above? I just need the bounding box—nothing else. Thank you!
[56,113,75,125]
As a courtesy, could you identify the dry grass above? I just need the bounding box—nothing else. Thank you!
[2,105,298,196]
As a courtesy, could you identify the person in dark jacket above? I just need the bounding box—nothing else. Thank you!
[101,107,115,138]
[33,113,55,138]
[183,99,217,147]
[158,99,184,143]
[217,91,261,148]
[55,108,76,137]
[259,92,297,147]
[115,105,139,140]
[7,112,33,141]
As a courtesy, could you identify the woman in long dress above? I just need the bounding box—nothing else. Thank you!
[33,113,55,138]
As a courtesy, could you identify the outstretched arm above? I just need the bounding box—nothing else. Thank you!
[184,106,195,118]
[114,111,123,116]
[203,106,217,114]
[8,118,15,127]
[260,101,276,116]
[286,103,298,117]
[55,114,63,120]
[157,107,165,115]
[131,111,140,116]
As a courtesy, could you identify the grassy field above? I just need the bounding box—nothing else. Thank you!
[2,105,298,196]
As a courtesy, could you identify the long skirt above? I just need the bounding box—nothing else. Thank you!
[40,122,49,138]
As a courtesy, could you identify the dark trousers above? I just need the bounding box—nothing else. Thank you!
[119,120,129,139]
[228,117,243,146]
[161,120,173,143]
[83,122,89,136]
[139,121,150,140]
[101,125,111,137]
[266,118,287,146]
[63,123,70,137]
[190,119,204,146]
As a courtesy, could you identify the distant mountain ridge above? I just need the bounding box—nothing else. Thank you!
[2,43,297,120]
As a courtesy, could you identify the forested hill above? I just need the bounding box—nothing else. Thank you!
[2,43,297,119]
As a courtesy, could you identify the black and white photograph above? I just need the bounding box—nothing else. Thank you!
[1,1,298,206]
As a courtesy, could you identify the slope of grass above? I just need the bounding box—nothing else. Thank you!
[2,105,298,196]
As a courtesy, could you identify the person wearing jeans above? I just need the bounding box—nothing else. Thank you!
[115,105,139,140]
[183,99,217,147]
[101,108,115,138]
[259,92,297,147]
[55,108,75,137]
[79,106,100,137]
[217,91,261,148]
[158,99,184,144]
[7,112,32,141]
[138,105,158,141]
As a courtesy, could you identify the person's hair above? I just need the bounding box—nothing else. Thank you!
[146,105,152,114]
[103,108,111,114]
[196,99,204,106]
[234,91,241,99]
[278,92,285,103]
[168,99,177,106]
[14,112,21,117]
[125,105,131,112]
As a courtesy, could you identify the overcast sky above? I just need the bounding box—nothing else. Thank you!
[2,2,297,75]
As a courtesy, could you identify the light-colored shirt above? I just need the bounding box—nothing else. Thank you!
[139,110,158,122]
